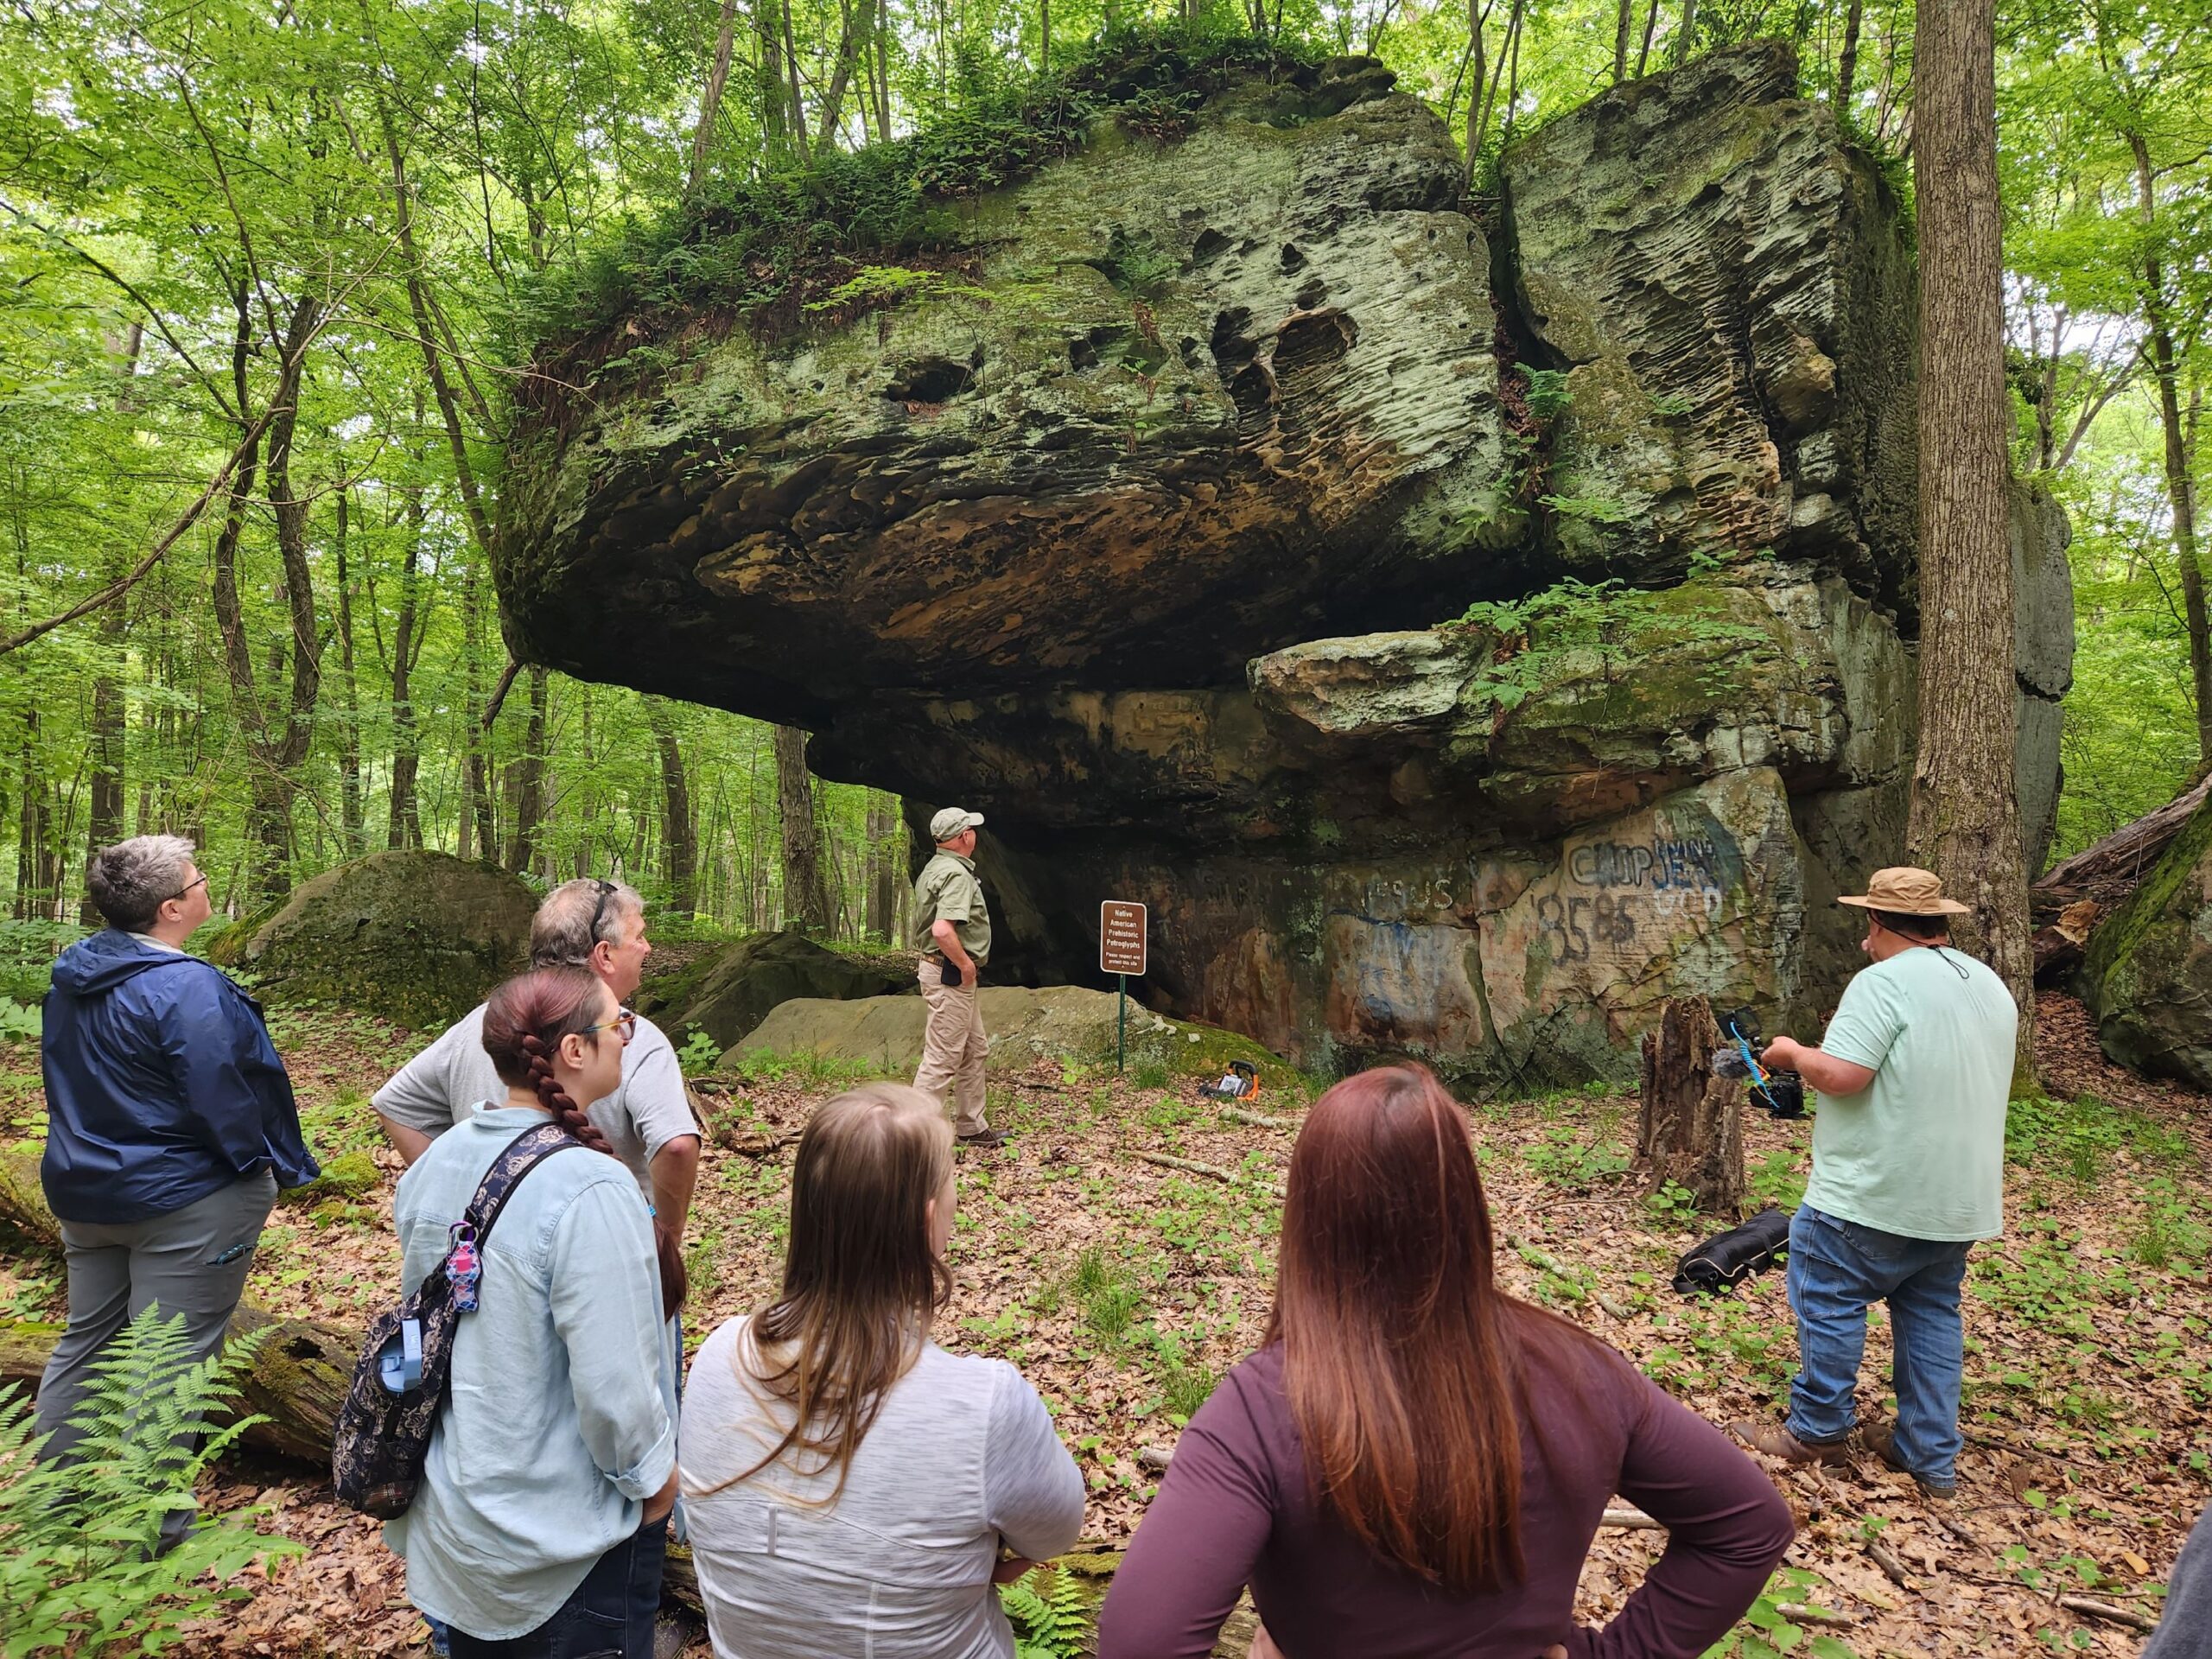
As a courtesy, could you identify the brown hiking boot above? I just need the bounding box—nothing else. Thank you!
[957,1128,1007,1151]
[1731,1419,1852,1468]
[1860,1421,1956,1498]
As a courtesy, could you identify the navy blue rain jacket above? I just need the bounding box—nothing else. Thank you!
[41,930,320,1224]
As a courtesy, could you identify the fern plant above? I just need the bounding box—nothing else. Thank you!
[999,1565,1093,1659]
[0,1307,302,1658]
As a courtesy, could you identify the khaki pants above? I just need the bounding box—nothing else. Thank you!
[915,959,988,1135]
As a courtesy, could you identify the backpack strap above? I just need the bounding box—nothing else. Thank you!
[461,1120,584,1248]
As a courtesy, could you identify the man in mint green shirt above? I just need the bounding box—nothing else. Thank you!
[1732,867,2016,1497]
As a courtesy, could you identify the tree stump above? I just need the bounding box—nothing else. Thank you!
[1637,996,1745,1217]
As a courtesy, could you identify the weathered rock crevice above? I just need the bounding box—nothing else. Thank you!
[498,44,2071,1090]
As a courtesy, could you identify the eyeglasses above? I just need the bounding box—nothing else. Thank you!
[165,873,210,905]
[585,1007,638,1044]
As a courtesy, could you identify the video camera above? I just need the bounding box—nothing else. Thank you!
[1713,1007,1806,1120]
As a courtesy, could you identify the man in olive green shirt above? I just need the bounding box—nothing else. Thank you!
[913,807,998,1147]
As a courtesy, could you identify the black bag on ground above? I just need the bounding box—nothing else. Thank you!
[332,1122,580,1518]
[1672,1206,1794,1296]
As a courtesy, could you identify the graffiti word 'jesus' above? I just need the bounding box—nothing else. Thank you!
[1568,836,1726,893]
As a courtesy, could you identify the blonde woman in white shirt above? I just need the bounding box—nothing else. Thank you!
[680,1083,1084,1659]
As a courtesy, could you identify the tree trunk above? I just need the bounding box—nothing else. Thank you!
[866,792,897,941]
[690,0,743,189]
[461,568,497,863]
[751,0,791,162]
[79,324,143,920]
[14,709,43,921]
[1672,0,1694,66]
[1637,997,1744,1216]
[505,666,550,873]
[1906,0,2034,1081]
[207,291,284,899]
[334,491,366,856]
[2127,131,2211,773]
[1612,0,1631,82]
[649,701,697,915]
[385,512,424,853]
[1835,0,1864,111]
[772,723,833,931]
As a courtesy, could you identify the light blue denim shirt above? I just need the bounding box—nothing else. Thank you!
[385,1107,677,1639]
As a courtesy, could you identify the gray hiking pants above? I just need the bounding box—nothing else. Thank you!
[37,1170,276,1542]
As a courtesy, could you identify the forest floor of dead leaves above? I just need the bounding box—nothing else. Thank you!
[0,990,2206,1657]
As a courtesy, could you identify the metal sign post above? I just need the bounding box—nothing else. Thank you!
[1099,900,1148,1072]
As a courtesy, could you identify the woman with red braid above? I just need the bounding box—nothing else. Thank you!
[1098,1065,1793,1659]
[384,968,681,1659]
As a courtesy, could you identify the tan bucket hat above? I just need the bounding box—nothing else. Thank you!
[1836,866,1970,916]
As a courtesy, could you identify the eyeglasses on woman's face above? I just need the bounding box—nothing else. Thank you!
[585,1007,638,1044]
[166,872,211,905]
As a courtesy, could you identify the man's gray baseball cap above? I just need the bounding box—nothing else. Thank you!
[931,807,985,842]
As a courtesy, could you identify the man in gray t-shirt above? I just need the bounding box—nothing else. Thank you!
[372,878,700,1248]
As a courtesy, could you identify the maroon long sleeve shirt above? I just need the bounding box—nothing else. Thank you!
[1098,1340,1794,1659]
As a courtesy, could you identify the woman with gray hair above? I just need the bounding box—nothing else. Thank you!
[38,836,319,1548]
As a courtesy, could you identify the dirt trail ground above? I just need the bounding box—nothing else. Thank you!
[0,991,2202,1656]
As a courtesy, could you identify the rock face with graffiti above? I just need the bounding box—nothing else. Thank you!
[498,47,2074,1088]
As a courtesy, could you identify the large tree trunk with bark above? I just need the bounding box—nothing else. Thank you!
[79,324,143,923]
[649,701,697,914]
[505,666,550,874]
[334,492,367,856]
[2126,132,2211,772]
[1905,0,2034,1081]
[773,723,833,931]
[866,792,897,941]
[0,1150,352,1463]
[1637,996,1744,1217]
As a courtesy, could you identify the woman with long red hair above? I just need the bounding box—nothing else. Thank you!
[1098,1065,1793,1658]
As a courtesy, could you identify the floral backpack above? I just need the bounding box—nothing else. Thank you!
[332,1122,579,1518]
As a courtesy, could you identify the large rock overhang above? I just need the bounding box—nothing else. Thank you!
[494,43,2069,1090]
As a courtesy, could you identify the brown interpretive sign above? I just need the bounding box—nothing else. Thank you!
[1100,900,1148,976]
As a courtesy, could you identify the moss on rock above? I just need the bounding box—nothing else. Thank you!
[207,851,534,1030]
[276,1149,381,1207]
[2082,791,2212,1090]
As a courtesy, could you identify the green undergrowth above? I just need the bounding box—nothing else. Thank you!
[1444,556,1776,719]
[514,23,1322,378]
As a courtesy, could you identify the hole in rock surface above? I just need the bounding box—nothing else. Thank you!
[1279,243,1307,273]
[1274,310,1357,378]
[1210,308,1257,370]
[885,357,973,403]
[1192,226,1230,263]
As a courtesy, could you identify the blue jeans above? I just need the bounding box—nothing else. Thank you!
[1786,1205,1971,1486]
[446,1521,665,1659]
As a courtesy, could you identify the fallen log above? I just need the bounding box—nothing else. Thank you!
[2056,1595,2158,1634]
[2034,777,2212,913]
[1221,1107,1296,1132]
[1133,1149,1286,1198]
[0,1145,357,1463]
[2031,897,2102,984]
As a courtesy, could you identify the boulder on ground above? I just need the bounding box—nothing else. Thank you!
[639,929,906,1051]
[207,850,534,1029]
[2082,791,2212,1091]
[735,987,1288,1084]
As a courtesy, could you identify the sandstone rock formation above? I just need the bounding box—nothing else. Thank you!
[2082,791,2212,1091]
[499,45,2071,1090]
[736,985,1287,1082]
[207,850,534,1029]
[635,928,906,1051]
